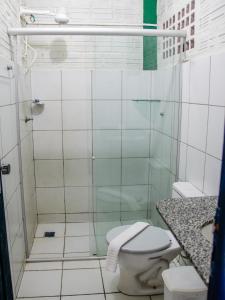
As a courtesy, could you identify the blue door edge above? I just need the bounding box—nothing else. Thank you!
[208,125,225,299]
[0,168,14,300]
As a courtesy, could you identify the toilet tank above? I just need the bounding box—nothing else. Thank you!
[172,182,205,199]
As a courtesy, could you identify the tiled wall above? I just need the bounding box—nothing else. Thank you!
[0,57,36,297]
[24,0,143,69]
[0,0,36,297]
[179,51,225,196]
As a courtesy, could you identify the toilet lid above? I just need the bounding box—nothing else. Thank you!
[106,225,171,254]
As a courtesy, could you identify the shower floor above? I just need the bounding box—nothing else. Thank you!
[29,222,94,259]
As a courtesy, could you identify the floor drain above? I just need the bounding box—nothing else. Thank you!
[44,232,55,237]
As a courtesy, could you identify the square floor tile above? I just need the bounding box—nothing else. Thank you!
[35,223,65,237]
[18,270,62,297]
[66,223,90,236]
[65,236,90,253]
[151,295,164,300]
[106,294,150,300]
[31,237,64,254]
[62,295,105,300]
[61,269,104,295]
[63,260,99,269]
[18,298,60,300]
[101,267,120,293]
[25,262,62,271]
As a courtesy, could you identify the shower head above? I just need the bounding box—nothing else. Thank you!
[54,8,69,24]
[20,6,69,24]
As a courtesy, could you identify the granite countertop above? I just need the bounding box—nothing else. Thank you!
[157,196,217,284]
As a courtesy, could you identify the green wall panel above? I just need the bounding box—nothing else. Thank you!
[143,0,157,70]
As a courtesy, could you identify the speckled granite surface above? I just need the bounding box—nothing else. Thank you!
[157,196,217,284]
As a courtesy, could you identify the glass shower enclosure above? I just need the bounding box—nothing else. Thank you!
[12,31,182,259]
[91,67,181,255]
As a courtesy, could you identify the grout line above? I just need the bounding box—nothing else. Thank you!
[99,258,107,300]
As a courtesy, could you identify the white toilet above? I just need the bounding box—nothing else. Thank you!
[106,182,204,296]
[106,226,180,296]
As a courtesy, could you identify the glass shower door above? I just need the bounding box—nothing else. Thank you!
[91,66,181,256]
[91,70,152,256]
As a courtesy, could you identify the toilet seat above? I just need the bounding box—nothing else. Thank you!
[106,225,171,254]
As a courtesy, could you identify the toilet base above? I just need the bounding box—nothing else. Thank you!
[118,265,165,296]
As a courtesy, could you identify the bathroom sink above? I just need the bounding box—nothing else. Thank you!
[201,222,214,244]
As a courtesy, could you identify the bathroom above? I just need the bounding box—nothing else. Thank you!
[0,0,224,299]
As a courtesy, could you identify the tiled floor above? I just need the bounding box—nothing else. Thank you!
[30,221,152,259]
[17,259,164,300]
[29,223,93,259]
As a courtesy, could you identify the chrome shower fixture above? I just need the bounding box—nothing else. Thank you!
[20,6,69,24]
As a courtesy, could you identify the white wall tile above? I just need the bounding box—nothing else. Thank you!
[62,101,91,130]
[31,70,61,100]
[180,103,189,143]
[65,187,90,213]
[34,131,63,159]
[93,101,121,129]
[188,104,208,151]
[37,188,65,214]
[122,101,150,129]
[0,104,17,156]
[2,146,20,203]
[210,51,225,106]
[122,71,151,100]
[6,186,22,247]
[11,225,25,289]
[0,77,11,106]
[93,159,121,186]
[92,70,122,100]
[190,56,210,104]
[178,142,187,181]
[207,106,225,159]
[64,159,91,186]
[62,70,91,100]
[186,147,205,191]
[181,61,190,102]
[93,130,121,158]
[204,155,221,196]
[33,101,62,130]
[35,160,64,187]
[122,130,150,157]
[38,214,65,224]
[63,131,92,159]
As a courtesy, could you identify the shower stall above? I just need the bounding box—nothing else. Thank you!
[9,26,184,260]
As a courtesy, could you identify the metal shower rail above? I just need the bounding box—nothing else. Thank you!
[8,27,186,37]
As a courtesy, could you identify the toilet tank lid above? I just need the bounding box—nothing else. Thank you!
[173,182,205,198]
[106,225,171,254]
